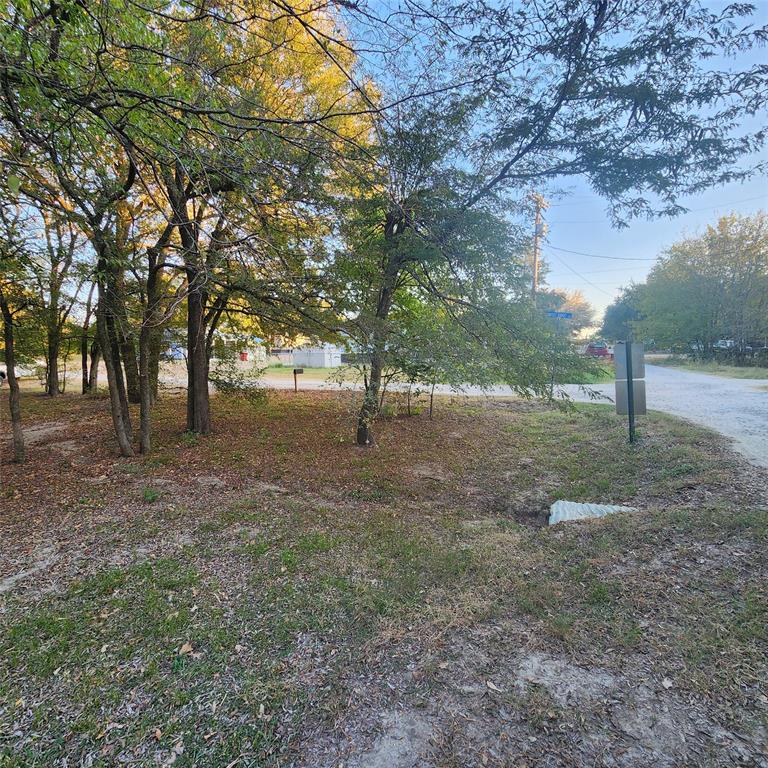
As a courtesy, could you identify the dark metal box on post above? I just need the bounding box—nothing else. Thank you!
[615,342,646,443]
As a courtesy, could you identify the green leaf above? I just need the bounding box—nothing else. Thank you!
[7,174,21,195]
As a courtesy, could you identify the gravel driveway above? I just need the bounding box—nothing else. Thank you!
[558,364,768,469]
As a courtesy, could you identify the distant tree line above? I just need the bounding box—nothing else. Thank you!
[601,212,768,361]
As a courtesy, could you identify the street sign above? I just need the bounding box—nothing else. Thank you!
[614,342,645,379]
[614,341,645,442]
[615,379,647,415]
[545,310,573,319]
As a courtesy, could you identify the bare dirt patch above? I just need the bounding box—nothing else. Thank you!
[22,420,69,444]
[0,544,58,594]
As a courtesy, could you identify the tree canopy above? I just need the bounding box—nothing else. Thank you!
[602,212,768,355]
[2,0,767,457]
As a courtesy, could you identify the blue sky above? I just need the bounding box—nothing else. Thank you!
[356,1,768,321]
[541,0,768,319]
[541,174,767,319]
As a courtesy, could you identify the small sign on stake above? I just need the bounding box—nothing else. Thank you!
[293,368,304,393]
[615,379,647,415]
[614,342,646,443]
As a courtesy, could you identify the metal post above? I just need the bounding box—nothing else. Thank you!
[625,340,635,443]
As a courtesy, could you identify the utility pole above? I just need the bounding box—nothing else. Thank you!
[531,192,548,297]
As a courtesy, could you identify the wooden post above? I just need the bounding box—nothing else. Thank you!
[530,193,548,297]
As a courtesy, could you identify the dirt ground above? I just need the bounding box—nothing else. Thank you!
[1,388,766,767]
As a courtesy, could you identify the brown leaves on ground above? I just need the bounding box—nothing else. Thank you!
[1,388,766,767]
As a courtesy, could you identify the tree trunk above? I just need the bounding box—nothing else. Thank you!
[356,341,385,446]
[149,326,162,404]
[46,328,60,396]
[356,223,402,446]
[81,283,96,394]
[186,285,210,434]
[139,248,162,453]
[107,310,132,431]
[164,166,211,435]
[139,322,151,454]
[120,331,141,404]
[0,291,25,462]
[81,329,90,393]
[88,340,100,392]
[95,244,134,457]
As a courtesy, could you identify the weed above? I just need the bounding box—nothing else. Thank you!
[142,486,160,503]
[181,430,199,447]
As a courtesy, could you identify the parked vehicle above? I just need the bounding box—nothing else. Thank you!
[585,341,610,358]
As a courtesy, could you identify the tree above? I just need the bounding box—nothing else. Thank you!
[334,0,766,443]
[632,212,768,355]
[601,290,641,342]
[1,0,371,452]
[2,0,767,455]
[333,102,572,444]
[426,0,767,217]
[21,208,87,396]
[0,203,30,462]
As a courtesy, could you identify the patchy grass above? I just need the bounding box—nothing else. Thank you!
[1,389,766,766]
[653,356,768,379]
[141,486,160,503]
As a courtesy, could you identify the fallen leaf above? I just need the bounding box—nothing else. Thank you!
[179,642,193,656]
[486,680,503,692]
[662,677,674,689]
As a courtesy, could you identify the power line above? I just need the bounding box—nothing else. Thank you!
[548,219,606,224]
[545,193,766,212]
[687,194,766,212]
[546,251,620,298]
[547,244,657,261]
[548,242,752,261]
[548,266,648,275]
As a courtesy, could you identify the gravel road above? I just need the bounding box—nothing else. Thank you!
[559,364,768,469]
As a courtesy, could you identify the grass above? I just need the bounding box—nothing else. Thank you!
[653,356,768,379]
[141,486,160,503]
[0,499,482,765]
[262,365,351,383]
[1,389,766,765]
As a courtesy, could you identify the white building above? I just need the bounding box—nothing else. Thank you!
[292,344,343,368]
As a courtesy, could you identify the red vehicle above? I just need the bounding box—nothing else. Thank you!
[585,341,610,358]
